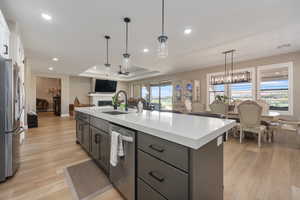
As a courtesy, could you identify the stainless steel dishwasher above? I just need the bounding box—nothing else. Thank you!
[109,124,136,200]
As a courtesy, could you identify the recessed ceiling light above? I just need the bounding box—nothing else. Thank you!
[48,67,54,71]
[93,66,97,70]
[143,48,149,53]
[184,28,192,35]
[52,57,58,61]
[41,13,52,21]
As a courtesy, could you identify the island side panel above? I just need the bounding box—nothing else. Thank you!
[189,137,224,200]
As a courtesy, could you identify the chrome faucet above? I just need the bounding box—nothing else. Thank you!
[114,90,128,111]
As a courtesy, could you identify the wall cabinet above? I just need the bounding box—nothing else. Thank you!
[0,10,10,59]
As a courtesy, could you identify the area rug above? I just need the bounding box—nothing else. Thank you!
[64,160,112,200]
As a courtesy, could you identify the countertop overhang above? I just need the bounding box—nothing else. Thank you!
[75,107,236,149]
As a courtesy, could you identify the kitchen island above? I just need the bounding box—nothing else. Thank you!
[75,106,236,200]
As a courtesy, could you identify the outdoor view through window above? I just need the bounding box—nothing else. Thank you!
[150,84,173,110]
[258,66,289,111]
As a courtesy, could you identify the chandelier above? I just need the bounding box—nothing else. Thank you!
[210,50,251,85]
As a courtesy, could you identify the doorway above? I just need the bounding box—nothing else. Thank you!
[36,77,61,116]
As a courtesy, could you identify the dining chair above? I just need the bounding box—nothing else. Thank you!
[256,99,270,115]
[209,101,228,115]
[238,100,267,147]
[209,101,231,140]
[232,100,243,113]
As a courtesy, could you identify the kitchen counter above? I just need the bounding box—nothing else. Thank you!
[75,106,235,149]
[75,106,237,200]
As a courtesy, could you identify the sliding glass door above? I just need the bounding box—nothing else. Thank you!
[149,82,173,111]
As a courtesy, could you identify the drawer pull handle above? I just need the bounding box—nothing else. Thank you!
[4,45,8,55]
[149,144,165,153]
[149,171,165,182]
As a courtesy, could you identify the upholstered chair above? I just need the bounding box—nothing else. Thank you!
[209,101,228,115]
[256,99,270,115]
[209,101,231,140]
[238,100,267,147]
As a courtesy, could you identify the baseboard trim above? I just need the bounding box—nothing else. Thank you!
[61,114,70,117]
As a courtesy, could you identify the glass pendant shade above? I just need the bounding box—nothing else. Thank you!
[158,39,168,58]
[105,65,110,76]
[122,54,131,73]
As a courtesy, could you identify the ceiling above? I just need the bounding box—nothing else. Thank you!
[1,0,300,81]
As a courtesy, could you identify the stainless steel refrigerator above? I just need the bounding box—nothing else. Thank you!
[0,56,23,182]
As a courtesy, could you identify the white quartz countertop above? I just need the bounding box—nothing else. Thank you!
[75,106,236,149]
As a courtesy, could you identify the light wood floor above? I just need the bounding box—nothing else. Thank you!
[0,112,299,200]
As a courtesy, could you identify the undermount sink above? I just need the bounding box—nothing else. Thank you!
[102,111,128,115]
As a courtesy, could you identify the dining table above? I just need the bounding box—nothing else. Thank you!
[227,111,281,122]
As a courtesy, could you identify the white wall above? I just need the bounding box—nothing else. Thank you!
[69,76,92,104]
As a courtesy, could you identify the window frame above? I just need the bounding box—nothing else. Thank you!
[257,62,294,115]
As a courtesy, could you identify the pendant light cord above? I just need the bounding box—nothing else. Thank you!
[162,0,165,35]
[231,51,234,81]
[126,21,129,54]
[224,52,227,76]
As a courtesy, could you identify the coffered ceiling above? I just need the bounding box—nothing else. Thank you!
[1,0,299,81]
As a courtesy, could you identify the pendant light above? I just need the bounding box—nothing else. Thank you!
[210,50,251,85]
[157,0,168,58]
[122,17,131,74]
[104,35,111,76]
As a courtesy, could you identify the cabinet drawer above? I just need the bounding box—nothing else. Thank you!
[138,178,167,200]
[138,150,188,200]
[75,112,89,123]
[90,116,109,133]
[138,133,188,171]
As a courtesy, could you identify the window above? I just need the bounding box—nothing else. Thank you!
[208,84,225,104]
[149,82,173,110]
[229,82,253,101]
[141,86,149,101]
[150,85,160,110]
[258,62,293,114]
[160,84,173,110]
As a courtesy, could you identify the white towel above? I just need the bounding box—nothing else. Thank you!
[110,131,120,167]
[118,136,125,157]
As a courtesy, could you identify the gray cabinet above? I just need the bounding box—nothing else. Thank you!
[76,111,110,174]
[81,121,90,152]
[138,132,224,200]
[99,131,110,172]
[90,126,100,159]
[138,150,188,200]
[90,126,110,173]
[76,120,84,144]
